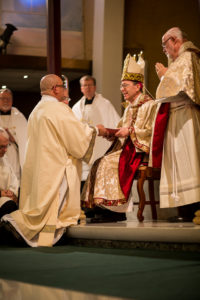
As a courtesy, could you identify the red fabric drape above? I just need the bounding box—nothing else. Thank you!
[152,103,170,168]
[119,137,143,200]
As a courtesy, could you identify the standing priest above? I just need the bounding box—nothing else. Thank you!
[151,27,200,222]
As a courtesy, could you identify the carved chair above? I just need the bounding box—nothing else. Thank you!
[134,166,161,222]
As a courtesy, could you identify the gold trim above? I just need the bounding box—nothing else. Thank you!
[122,73,144,83]
[95,197,127,206]
[82,128,97,163]
[41,225,56,233]
[191,52,200,106]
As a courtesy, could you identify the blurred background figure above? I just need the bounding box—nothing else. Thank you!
[0,128,18,219]
[0,88,27,183]
[72,75,120,190]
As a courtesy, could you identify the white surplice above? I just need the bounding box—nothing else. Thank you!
[0,155,19,207]
[72,93,120,180]
[0,107,27,182]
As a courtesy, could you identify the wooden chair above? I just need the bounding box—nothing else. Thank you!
[134,166,161,222]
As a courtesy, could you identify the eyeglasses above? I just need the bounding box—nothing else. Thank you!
[0,144,10,150]
[61,75,68,89]
[120,83,132,89]
[55,84,65,88]
[81,84,95,88]
[162,36,173,48]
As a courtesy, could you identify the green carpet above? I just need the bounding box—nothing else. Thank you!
[0,245,199,299]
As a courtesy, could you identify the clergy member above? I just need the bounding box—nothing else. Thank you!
[72,75,120,189]
[0,88,27,183]
[0,128,18,219]
[151,27,200,222]
[81,54,156,223]
[1,74,107,246]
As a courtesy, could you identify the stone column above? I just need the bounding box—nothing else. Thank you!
[92,0,124,115]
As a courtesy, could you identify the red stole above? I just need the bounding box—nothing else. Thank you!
[152,103,170,168]
[119,137,143,200]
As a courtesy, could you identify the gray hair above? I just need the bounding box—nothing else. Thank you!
[79,75,96,86]
[164,27,188,42]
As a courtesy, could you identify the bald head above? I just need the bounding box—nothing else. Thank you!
[0,88,13,97]
[40,74,69,102]
[40,74,62,95]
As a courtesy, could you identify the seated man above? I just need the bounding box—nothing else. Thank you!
[0,128,18,219]
[81,53,156,223]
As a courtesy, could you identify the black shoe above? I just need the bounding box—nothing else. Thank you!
[0,200,18,219]
[90,212,126,223]
[84,207,107,219]
[167,216,193,223]
[0,221,26,245]
[84,209,96,218]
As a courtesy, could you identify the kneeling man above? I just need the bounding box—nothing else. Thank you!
[2,74,106,247]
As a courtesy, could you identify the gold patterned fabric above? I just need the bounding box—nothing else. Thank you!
[121,53,145,83]
[156,42,200,105]
[154,41,200,208]
[122,73,144,83]
[81,94,156,212]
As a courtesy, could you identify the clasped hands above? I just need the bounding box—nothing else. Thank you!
[1,190,18,203]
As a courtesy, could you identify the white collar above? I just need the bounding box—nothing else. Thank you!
[41,95,58,103]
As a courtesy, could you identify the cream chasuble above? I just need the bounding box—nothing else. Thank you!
[3,95,96,247]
